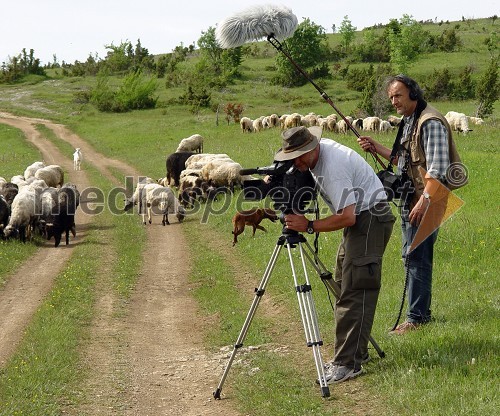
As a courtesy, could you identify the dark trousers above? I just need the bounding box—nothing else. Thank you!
[333,203,395,370]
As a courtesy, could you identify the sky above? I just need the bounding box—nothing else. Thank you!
[2,0,498,65]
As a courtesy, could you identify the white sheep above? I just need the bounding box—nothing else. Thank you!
[363,116,381,132]
[176,134,204,153]
[3,188,40,242]
[208,161,243,190]
[144,184,185,225]
[24,161,45,179]
[73,148,83,170]
[185,153,230,170]
[240,117,254,133]
[379,120,393,133]
[467,116,484,125]
[10,175,27,190]
[34,165,64,188]
[123,177,156,214]
[284,113,302,129]
[336,119,349,134]
[252,116,265,132]
[445,111,471,134]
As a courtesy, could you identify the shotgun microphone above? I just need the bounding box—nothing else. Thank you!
[215,4,298,48]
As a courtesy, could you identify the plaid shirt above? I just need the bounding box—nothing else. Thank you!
[398,114,450,181]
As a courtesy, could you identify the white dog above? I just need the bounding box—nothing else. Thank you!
[73,148,82,170]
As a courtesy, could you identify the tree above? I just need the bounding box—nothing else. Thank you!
[387,15,426,73]
[339,16,356,53]
[475,58,499,118]
[273,18,330,87]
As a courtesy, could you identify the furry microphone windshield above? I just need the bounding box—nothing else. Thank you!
[215,4,298,48]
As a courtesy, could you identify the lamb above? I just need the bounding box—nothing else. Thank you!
[34,164,64,188]
[232,208,278,246]
[467,116,484,125]
[165,151,194,187]
[143,183,185,225]
[176,134,204,153]
[23,161,45,179]
[73,148,83,170]
[240,117,254,133]
[46,183,80,247]
[445,111,472,134]
[3,188,40,243]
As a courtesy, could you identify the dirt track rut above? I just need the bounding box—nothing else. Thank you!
[0,112,241,415]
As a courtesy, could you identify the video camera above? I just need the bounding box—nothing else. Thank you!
[240,159,317,214]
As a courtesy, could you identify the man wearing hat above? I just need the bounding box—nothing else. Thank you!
[275,125,395,384]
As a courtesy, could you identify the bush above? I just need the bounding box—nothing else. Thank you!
[90,70,158,112]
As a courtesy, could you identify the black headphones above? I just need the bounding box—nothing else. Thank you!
[392,74,423,101]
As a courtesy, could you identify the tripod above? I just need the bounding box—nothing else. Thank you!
[213,228,385,400]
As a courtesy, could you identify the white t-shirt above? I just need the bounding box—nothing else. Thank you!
[311,139,386,213]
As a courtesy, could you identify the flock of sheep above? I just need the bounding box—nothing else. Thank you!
[0,160,80,246]
[240,110,484,135]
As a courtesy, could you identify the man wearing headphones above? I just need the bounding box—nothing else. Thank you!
[358,75,452,335]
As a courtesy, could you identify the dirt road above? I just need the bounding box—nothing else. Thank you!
[0,112,241,415]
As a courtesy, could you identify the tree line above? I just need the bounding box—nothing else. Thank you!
[1,15,498,117]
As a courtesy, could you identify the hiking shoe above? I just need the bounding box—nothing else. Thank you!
[390,321,421,335]
[316,362,338,384]
[331,366,363,384]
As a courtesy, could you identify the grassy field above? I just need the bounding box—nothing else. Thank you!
[0,16,499,415]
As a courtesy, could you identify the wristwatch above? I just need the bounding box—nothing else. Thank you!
[423,191,431,200]
[307,220,315,234]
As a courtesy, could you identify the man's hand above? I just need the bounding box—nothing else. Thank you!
[283,213,308,232]
[357,136,376,153]
[409,195,430,226]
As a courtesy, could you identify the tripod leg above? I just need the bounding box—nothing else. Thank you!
[286,242,330,397]
[214,243,283,399]
[301,240,386,359]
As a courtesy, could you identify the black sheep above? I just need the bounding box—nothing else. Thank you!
[47,183,80,247]
[0,195,10,238]
[166,152,194,187]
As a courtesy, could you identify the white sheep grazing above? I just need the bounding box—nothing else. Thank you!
[379,120,393,133]
[176,134,204,153]
[363,116,381,132]
[34,165,64,188]
[336,119,349,134]
[208,161,243,190]
[467,116,484,125]
[24,161,45,179]
[240,117,254,133]
[73,148,83,170]
[445,111,471,134]
[301,113,318,127]
[284,113,302,129]
[252,116,265,132]
[144,184,184,225]
[185,153,230,170]
[3,188,40,242]
[268,114,279,128]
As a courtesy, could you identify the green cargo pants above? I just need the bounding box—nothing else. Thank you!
[333,202,395,370]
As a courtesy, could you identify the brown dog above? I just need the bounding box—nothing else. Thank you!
[232,208,279,246]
